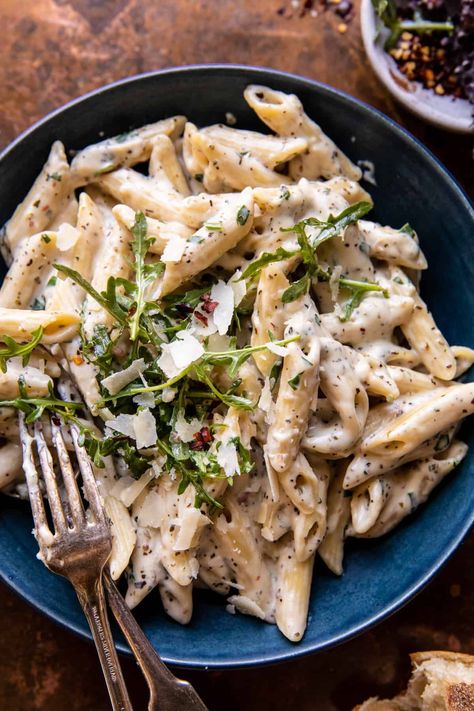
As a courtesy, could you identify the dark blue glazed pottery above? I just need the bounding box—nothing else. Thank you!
[0,66,472,668]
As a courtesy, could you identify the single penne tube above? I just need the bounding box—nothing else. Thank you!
[344,425,457,489]
[362,382,474,456]
[302,337,368,456]
[244,84,361,181]
[320,293,414,346]
[0,359,52,398]
[452,345,474,378]
[97,167,186,223]
[0,306,80,343]
[148,134,191,195]
[104,494,137,580]
[251,263,291,376]
[200,123,308,168]
[351,441,468,538]
[350,477,389,534]
[357,220,427,270]
[160,187,254,295]
[213,498,274,620]
[158,576,193,625]
[70,116,186,183]
[387,365,443,393]
[266,339,320,473]
[0,231,58,308]
[0,441,23,490]
[390,268,456,379]
[318,464,351,575]
[187,130,286,192]
[112,204,194,254]
[278,452,323,516]
[292,454,330,562]
[3,141,71,254]
[125,526,166,609]
[274,543,315,642]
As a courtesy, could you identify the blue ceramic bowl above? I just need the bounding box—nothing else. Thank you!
[0,66,472,669]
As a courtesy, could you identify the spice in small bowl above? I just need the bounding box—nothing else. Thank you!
[373,0,473,104]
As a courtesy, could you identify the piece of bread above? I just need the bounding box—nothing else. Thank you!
[353,651,474,711]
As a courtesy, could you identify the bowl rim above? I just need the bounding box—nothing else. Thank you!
[360,0,474,134]
[0,64,472,669]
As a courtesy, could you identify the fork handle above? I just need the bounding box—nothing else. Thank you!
[104,573,208,711]
[75,577,134,711]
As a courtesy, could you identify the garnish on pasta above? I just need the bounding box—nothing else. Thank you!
[0,85,472,643]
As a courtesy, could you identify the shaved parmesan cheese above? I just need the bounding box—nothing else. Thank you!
[57,223,80,251]
[157,331,204,378]
[190,309,217,337]
[161,387,177,402]
[132,391,155,408]
[106,408,157,449]
[105,413,135,439]
[267,342,289,357]
[161,236,187,263]
[217,441,240,478]
[210,280,234,336]
[173,508,211,551]
[228,271,246,307]
[227,595,266,620]
[258,377,274,425]
[174,412,203,443]
[134,408,157,449]
[102,358,146,395]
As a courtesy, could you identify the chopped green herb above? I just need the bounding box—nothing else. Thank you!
[46,172,62,182]
[288,373,302,390]
[236,205,250,226]
[31,296,46,311]
[280,186,291,201]
[0,327,43,374]
[398,222,417,239]
[205,223,223,232]
[41,233,51,244]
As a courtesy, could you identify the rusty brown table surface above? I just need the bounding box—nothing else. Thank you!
[0,1,472,710]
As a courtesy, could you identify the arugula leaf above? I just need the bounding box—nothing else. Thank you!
[0,391,82,424]
[337,275,389,322]
[282,273,310,303]
[54,264,128,326]
[240,247,297,281]
[80,324,115,376]
[282,201,373,252]
[398,223,417,239]
[0,327,43,374]
[129,211,156,343]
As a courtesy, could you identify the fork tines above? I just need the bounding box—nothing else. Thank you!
[18,413,106,551]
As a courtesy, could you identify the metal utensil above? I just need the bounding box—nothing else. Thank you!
[18,412,133,711]
[104,572,209,711]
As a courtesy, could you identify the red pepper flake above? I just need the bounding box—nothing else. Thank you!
[200,293,219,314]
[194,311,209,327]
[41,204,50,212]
[191,426,213,450]
[128,304,137,317]
[200,426,213,443]
[71,355,84,365]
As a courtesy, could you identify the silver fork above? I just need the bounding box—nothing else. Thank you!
[18,411,209,711]
[18,412,133,711]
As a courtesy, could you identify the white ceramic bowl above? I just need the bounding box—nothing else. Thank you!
[360,0,473,134]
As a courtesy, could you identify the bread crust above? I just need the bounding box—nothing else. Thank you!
[410,650,474,667]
